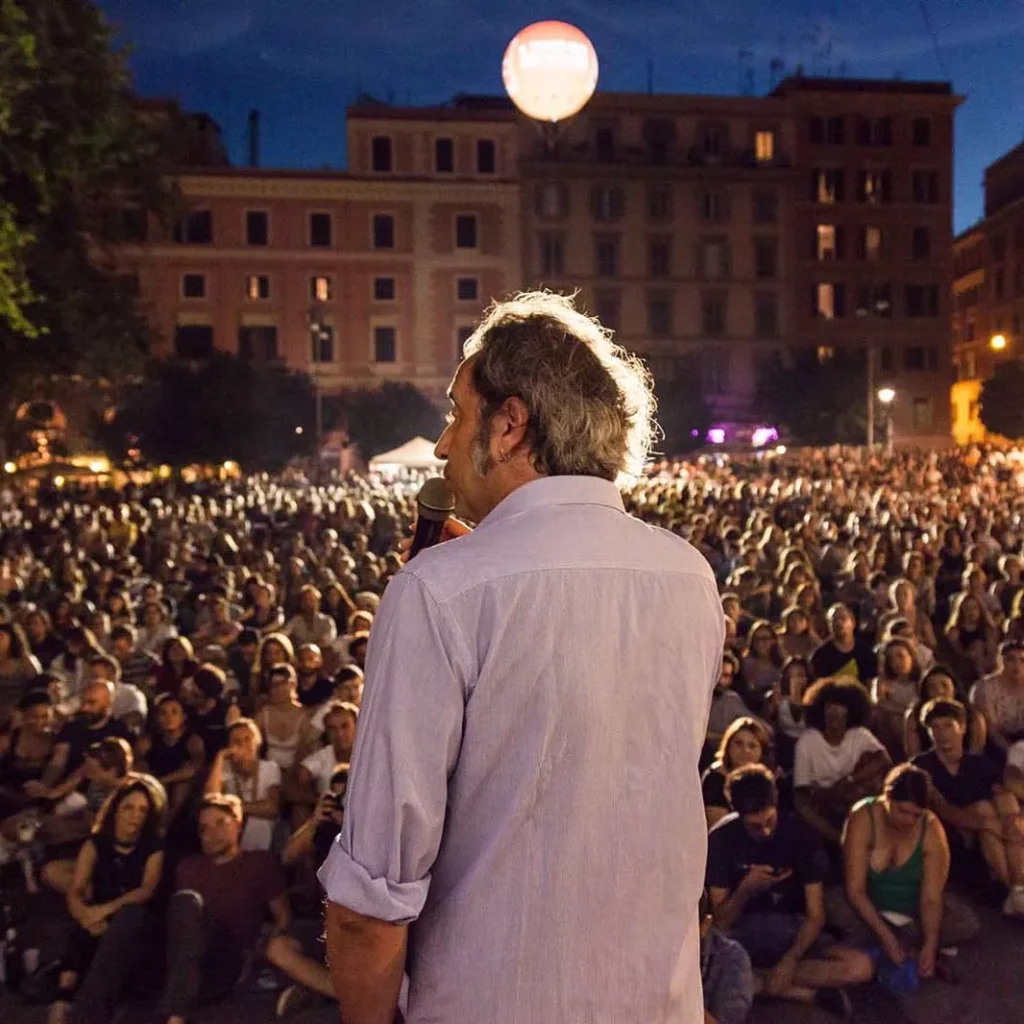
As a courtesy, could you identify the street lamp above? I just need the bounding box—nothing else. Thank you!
[990,333,1008,352]
[877,387,896,455]
[877,387,896,405]
[855,299,890,452]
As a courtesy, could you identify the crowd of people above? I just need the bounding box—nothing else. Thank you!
[0,441,1021,1022]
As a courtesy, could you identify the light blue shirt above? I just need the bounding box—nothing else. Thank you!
[320,475,724,1023]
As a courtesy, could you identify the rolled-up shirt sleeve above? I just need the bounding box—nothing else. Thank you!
[318,570,468,924]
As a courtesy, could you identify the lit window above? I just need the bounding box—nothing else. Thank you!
[817,225,837,261]
[816,283,836,320]
[245,275,270,300]
[755,131,775,163]
[817,346,835,362]
[310,276,332,302]
[864,226,882,260]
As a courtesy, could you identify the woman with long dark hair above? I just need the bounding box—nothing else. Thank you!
[46,774,166,1024]
[701,717,774,829]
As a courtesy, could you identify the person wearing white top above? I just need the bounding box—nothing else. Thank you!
[205,718,282,851]
[298,701,358,803]
[793,678,891,846]
[85,653,147,735]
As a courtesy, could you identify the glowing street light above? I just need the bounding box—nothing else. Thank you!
[877,387,896,405]
[502,21,599,123]
[991,333,1008,352]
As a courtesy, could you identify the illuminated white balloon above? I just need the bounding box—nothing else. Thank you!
[502,21,599,123]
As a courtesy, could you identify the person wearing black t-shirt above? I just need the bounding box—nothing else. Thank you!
[48,774,165,1024]
[183,663,235,761]
[295,643,336,709]
[912,698,1024,916]
[810,604,876,685]
[136,693,205,824]
[706,765,872,1018]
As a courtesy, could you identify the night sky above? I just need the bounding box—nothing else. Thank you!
[96,0,1024,233]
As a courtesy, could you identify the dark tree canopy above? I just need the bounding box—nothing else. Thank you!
[103,355,317,471]
[979,359,1024,441]
[755,348,868,446]
[653,355,714,456]
[330,383,445,462]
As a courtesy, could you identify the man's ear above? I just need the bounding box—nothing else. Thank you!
[495,395,531,449]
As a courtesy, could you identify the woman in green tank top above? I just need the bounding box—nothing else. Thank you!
[840,764,952,979]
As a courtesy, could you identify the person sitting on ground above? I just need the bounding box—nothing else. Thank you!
[946,593,998,684]
[698,886,754,1024]
[911,697,1024,916]
[284,584,338,649]
[204,718,281,851]
[706,764,873,1019]
[740,620,784,698]
[830,763,978,980]
[0,687,56,821]
[46,774,166,1024]
[904,665,986,759]
[810,605,876,686]
[255,663,318,773]
[181,663,237,761]
[308,667,364,734]
[0,621,43,725]
[294,643,335,710]
[153,794,290,1024]
[777,607,821,662]
[134,693,205,823]
[793,679,891,847]
[109,625,159,697]
[870,638,923,760]
[706,653,750,751]
[702,717,774,829]
[970,640,1024,765]
[152,636,196,699]
[293,702,358,824]
[83,653,147,735]
[882,617,935,673]
[772,657,811,773]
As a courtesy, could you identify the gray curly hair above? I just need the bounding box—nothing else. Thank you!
[461,291,657,480]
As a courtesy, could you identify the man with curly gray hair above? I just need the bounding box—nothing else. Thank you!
[321,290,724,1024]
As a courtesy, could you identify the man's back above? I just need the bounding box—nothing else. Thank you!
[330,478,723,1023]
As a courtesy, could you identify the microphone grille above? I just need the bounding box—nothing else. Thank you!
[416,477,455,519]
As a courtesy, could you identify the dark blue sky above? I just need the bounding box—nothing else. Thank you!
[97,0,1024,233]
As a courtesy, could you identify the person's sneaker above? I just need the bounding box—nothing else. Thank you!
[813,987,853,1020]
[1002,886,1024,917]
[276,984,318,1018]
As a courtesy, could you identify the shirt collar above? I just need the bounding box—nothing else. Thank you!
[478,475,625,529]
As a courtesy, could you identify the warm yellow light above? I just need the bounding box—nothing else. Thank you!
[991,333,1007,351]
[877,387,896,404]
[54,475,65,487]
[2,462,15,474]
[502,21,599,122]
[88,459,107,474]
[222,460,237,471]
[775,445,787,454]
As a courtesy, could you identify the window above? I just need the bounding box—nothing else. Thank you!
[754,238,777,278]
[817,346,835,363]
[371,136,392,172]
[310,275,333,302]
[594,127,616,161]
[174,210,213,244]
[435,138,454,173]
[174,324,214,359]
[904,284,940,317]
[994,269,1005,300]
[701,123,723,158]
[816,225,839,261]
[911,170,939,204]
[912,119,931,147]
[754,131,775,163]
[702,348,730,392]
[456,277,479,301]
[912,226,931,260]
[373,326,397,363]
[857,117,893,146]
[701,293,727,337]
[904,346,939,371]
[595,235,619,277]
[181,273,206,299]
[245,211,268,246]
[595,291,620,332]
[814,282,845,319]
[698,239,729,279]
[238,325,278,361]
[538,232,564,276]
[699,190,726,222]
[648,237,671,278]
[825,117,845,144]
[858,169,891,204]
[536,183,569,219]
[311,324,334,363]
[309,213,332,247]
[455,214,478,249]
[591,185,625,222]
[913,397,934,430]
[753,189,778,224]
[858,225,883,260]
[809,117,824,144]
[245,274,270,300]
[373,277,395,301]
[880,346,894,372]
[755,296,778,339]
[373,214,395,249]
[455,325,474,360]
[477,139,496,174]
[648,291,672,337]
[965,351,977,378]
[647,187,671,221]
[812,169,844,204]
[856,284,893,316]
[644,119,675,163]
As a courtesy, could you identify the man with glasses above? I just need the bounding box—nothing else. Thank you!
[706,765,872,1020]
[970,640,1024,762]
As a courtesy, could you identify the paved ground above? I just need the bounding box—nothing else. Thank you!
[2,887,1022,1023]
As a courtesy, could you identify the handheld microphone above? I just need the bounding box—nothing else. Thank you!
[408,477,456,559]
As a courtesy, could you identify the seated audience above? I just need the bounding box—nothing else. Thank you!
[294,643,336,709]
[970,640,1024,764]
[84,653,147,735]
[706,653,750,748]
[702,717,774,829]
[870,638,923,759]
[135,693,205,822]
[699,886,754,1024]
[810,605,876,686]
[772,657,811,772]
[904,665,986,759]
[255,663,318,772]
[740,620,784,697]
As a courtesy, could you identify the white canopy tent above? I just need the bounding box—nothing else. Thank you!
[368,436,444,472]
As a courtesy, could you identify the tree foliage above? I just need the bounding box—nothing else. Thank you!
[653,355,714,455]
[330,383,445,462]
[0,0,177,438]
[979,359,1024,441]
[101,355,317,470]
[755,348,868,446]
